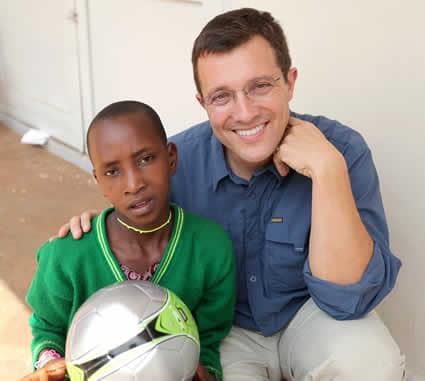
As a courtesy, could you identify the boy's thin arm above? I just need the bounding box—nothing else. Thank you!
[50,209,99,241]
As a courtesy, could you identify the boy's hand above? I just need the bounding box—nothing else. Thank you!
[49,209,99,241]
[19,358,66,381]
[193,363,216,381]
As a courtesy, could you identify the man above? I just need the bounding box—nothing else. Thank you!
[59,8,404,381]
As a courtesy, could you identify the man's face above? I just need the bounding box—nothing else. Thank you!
[196,35,297,179]
[90,114,176,228]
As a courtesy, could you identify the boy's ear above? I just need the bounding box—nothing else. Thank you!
[167,142,178,175]
[92,169,98,183]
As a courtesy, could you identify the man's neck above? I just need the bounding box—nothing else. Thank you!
[225,149,271,181]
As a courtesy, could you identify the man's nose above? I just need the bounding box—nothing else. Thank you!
[231,91,258,123]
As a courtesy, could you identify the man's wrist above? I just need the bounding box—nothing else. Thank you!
[311,148,346,183]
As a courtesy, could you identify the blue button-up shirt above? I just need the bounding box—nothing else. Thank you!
[169,112,401,336]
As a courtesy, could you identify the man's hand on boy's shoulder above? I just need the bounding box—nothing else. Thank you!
[19,358,66,381]
[49,209,99,242]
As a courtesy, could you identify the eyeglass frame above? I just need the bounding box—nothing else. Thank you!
[201,74,282,108]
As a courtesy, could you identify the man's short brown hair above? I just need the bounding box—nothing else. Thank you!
[192,8,292,95]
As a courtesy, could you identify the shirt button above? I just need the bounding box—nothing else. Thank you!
[249,275,257,282]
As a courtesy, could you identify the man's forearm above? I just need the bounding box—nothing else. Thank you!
[308,152,373,285]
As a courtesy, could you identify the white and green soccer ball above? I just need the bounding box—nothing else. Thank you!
[65,280,200,381]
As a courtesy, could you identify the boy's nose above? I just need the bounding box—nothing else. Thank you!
[125,170,145,194]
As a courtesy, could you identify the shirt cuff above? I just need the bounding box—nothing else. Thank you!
[303,243,385,319]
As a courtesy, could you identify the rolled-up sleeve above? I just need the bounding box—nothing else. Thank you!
[304,242,401,319]
[303,133,402,320]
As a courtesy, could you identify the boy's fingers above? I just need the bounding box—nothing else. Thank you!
[46,367,67,380]
[45,358,67,379]
[19,365,65,381]
[19,359,66,380]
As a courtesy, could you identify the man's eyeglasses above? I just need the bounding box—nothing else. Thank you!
[202,75,281,108]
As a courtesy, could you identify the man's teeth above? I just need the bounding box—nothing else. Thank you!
[235,124,265,136]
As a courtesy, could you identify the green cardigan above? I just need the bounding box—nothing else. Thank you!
[26,204,235,380]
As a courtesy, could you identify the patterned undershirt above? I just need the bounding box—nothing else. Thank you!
[120,262,159,281]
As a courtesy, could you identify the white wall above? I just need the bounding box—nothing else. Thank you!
[1,0,424,378]
[86,0,224,137]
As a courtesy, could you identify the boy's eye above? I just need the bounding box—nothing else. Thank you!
[137,155,154,166]
[104,168,119,176]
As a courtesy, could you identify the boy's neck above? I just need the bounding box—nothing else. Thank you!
[105,209,174,273]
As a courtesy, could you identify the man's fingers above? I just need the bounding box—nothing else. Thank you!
[288,116,302,126]
[51,222,74,242]
[81,209,99,233]
[273,149,290,177]
[69,216,84,240]
[58,223,72,238]
[273,123,292,177]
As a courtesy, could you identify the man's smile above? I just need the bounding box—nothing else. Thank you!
[233,122,269,139]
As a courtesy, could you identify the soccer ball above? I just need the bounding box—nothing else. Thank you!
[65,280,200,381]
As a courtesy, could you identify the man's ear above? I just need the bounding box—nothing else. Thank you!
[287,67,298,102]
[167,142,178,175]
[195,94,205,108]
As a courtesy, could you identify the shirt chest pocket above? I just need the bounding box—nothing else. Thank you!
[264,221,310,291]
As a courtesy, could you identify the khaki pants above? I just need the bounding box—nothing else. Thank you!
[220,299,405,381]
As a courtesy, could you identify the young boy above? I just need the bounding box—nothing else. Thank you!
[21,101,236,381]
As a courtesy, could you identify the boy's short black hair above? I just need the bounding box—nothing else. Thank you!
[86,100,167,157]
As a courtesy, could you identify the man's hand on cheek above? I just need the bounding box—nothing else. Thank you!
[273,116,341,179]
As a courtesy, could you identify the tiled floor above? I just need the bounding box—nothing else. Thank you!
[0,123,108,380]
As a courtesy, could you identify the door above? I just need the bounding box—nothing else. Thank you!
[0,0,85,151]
[87,0,225,137]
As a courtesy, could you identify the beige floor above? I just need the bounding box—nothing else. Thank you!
[0,124,108,380]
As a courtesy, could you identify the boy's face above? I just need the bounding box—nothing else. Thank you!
[89,113,176,228]
[196,35,297,178]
